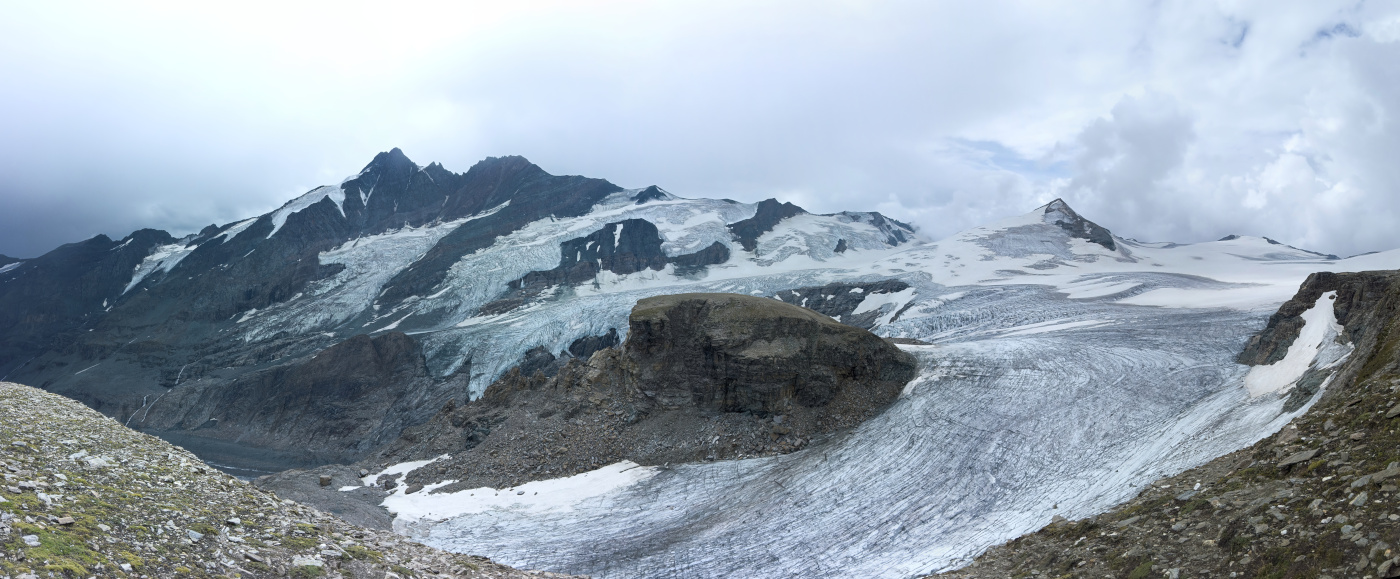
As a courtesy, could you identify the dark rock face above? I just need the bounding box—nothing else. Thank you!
[136,332,470,468]
[727,199,807,252]
[1042,199,1115,251]
[1237,271,1400,366]
[568,328,619,359]
[372,293,918,491]
[628,293,917,413]
[481,220,730,314]
[0,254,21,267]
[0,229,174,377]
[833,238,848,253]
[512,218,670,291]
[864,213,914,246]
[373,155,623,307]
[773,280,913,330]
[516,345,566,379]
[632,185,670,204]
[1236,270,1400,412]
[669,241,730,276]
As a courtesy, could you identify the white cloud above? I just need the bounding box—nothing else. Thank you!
[0,1,1396,257]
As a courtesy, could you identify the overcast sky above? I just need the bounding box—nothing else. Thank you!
[1,1,1397,258]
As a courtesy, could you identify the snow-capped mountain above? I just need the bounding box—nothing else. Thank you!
[0,149,918,468]
[4,148,1400,577]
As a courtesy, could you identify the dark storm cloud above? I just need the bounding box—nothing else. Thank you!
[0,1,1397,259]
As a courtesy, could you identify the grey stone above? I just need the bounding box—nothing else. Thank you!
[1175,490,1198,502]
[1351,491,1369,506]
[319,475,332,487]
[22,534,39,546]
[1114,516,1140,528]
[187,529,204,541]
[1372,466,1400,483]
[226,517,241,526]
[1278,448,1319,467]
[1386,405,1400,419]
[292,556,324,567]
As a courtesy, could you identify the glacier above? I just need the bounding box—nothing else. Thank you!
[325,201,1399,578]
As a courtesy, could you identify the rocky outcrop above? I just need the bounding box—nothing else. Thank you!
[480,220,731,314]
[367,293,918,492]
[1238,271,1400,366]
[727,198,807,251]
[627,293,918,413]
[1043,198,1116,251]
[631,185,670,204]
[773,280,913,329]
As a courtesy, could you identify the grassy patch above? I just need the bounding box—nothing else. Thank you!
[282,534,319,550]
[1126,559,1154,579]
[345,545,384,562]
[291,564,326,578]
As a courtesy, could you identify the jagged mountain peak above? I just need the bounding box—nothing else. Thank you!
[1037,198,1116,251]
[632,185,672,204]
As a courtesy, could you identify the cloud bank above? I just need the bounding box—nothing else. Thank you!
[0,1,1396,258]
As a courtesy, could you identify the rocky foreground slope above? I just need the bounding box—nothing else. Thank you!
[0,382,566,579]
[935,271,1400,579]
